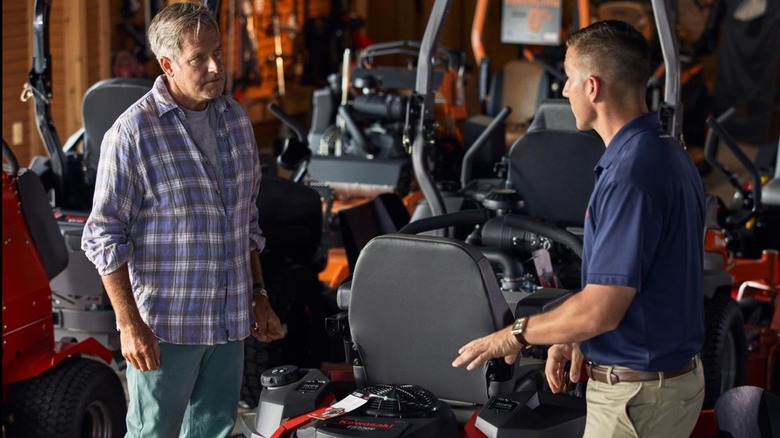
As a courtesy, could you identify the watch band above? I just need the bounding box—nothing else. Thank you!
[514,330,530,346]
[252,283,268,298]
[511,317,531,347]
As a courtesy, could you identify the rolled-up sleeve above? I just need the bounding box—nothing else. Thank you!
[82,123,142,275]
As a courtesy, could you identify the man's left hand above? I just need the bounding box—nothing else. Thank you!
[251,296,285,342]
[452,326,522,371]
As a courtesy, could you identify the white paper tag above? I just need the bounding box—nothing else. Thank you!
[532,248,557,288]
[308,390,371,420]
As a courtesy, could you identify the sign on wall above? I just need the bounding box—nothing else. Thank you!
[501,0,562,45]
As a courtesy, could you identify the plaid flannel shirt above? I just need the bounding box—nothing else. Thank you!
[82,75,264,344]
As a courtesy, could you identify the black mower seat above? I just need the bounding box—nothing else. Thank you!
[507,99,605,227]
[340,234,518,406]
[17,170,68,280]
[714,385,780,437]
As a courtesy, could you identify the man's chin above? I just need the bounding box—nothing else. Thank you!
[205,79,224,93]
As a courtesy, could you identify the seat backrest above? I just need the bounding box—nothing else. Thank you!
[338,193,410,273]
[507,100,605,227]
[347,234,516,405]
[82,78,154,184]
[487,60,547,126]
[526,99,579,132]
[714,385,780,438]
[18,170,68,280]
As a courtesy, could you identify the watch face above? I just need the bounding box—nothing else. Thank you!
[512,318,525,333]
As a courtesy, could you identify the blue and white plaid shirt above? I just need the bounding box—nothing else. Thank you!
[82,75,265,345]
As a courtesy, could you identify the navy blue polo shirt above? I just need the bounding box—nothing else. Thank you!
[579,113,706,372]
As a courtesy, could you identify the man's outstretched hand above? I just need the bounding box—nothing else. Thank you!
[452,326,523,371]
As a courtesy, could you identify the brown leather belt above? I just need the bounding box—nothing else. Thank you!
[586,358,697,384]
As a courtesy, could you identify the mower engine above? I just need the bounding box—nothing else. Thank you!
[296,384,458,438]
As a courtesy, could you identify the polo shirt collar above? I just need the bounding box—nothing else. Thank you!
[594,112,660,177]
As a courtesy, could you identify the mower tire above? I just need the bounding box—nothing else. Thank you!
[5,356,126,438]
[241,337,271,408]
[702,293,747,409]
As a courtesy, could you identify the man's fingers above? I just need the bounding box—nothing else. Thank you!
[142,353,157,371]
[124,352,142,371]
[452,346,477,369]
[569,344,584,383]
[545,361,561,393]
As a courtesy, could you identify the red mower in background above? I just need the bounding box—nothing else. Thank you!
[2,140,127,437]
[703,108,780,394]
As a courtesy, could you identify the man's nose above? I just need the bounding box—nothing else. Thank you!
[208,56,222,73]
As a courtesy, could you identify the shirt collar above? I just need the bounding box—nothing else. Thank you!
[594,112,660,177]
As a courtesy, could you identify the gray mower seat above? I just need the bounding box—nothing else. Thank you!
[338,193,410,274]
[761,140,780,208]
[338,234,520,408]
[507,99,605,227]
[68,77,154,186]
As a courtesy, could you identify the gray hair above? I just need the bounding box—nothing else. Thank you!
[148,2,219,61]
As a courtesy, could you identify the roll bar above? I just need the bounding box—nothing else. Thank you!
[28,0,67,206]
[651,0,682,140]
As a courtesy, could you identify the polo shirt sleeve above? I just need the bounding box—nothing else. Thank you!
[586,181,662,289]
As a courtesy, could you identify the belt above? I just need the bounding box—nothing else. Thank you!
[586,358,697,384]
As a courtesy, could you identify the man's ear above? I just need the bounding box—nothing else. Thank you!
[587,75,601,102]
[159,57,174,77]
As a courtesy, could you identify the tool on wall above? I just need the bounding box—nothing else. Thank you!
[228,0,262,99]
[266,0,301,100]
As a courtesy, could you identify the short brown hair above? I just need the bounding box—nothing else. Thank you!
[148,2,219,61]
[566,20,651,91]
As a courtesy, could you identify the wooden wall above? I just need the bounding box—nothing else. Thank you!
[2,0,108,167]
[2,0,336,165]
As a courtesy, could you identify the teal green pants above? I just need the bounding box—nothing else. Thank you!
[125,340,244,438]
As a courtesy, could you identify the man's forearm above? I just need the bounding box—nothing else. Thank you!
[250,250,264,286]
[101,263,144,330]
[524,283,636,346]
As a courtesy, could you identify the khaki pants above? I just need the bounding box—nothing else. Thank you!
[583,357,704,438]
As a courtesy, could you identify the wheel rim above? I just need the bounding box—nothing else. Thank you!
[81,400,113,438]
[721,330,737,392]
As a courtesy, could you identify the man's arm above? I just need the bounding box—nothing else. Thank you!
[101,264,160,371]
[452,283,635,370]
[249,250,284,342]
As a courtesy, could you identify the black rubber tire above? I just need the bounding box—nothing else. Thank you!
[702,293,748,409]
[240,337,271,408]
[5,357,127,438]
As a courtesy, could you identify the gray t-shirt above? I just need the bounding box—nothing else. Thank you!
[183,103,225,194]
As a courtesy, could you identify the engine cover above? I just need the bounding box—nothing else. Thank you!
[295,384,458,438]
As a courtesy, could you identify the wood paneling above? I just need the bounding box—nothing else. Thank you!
[2,1,39,166]
[3,0,119,166]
